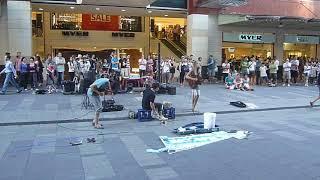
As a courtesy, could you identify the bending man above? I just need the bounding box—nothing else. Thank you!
[87,78,112,129]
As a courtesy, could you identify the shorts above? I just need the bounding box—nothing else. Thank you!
[88,95,102,113]
[283,71,291,80]
[249,71,255,77]
[270,73,277,80]
[191,88,200,96]
[121,68,129,77]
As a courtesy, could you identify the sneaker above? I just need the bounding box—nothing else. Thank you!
[310,102,314,107]
[283,84,286,87]
[24,89,28,91]
[287,84,290,87]
[17,89,22,93]
[0,91,4,95]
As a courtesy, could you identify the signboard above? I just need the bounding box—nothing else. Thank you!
[112,32,135,38]
[223,32,275,43]
[90,14,111,22]
[82,14,119,31]
[62,31,89,37]
[239,34,262,42]
[285,35,319,44]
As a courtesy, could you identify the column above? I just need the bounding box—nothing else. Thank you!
[0,0,9,65]
[187,14,208,65]
[187,14,222,65]
[208,14,222,65]
[274,30,284,63]
[7,0,32,57]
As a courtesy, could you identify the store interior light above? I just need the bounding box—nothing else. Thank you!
[39,8,44,11]
[121,9,126,12]
[164,14,168,17]
[148,10,152,13]
[70,6,75,9]
[96,7,100,11]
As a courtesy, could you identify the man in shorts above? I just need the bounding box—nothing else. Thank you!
[283,58,291,87]
[310,72,320,107]
[87,78,112,129]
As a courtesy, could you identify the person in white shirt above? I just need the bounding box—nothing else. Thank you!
[304,62,311,87]
[68,55,76,81]
[54,52,66,88]
[161,58,171,84]
[290,57,299,84]
[248,58,256,87]
[259,63,268,85]
[283,58,292,87]
[222,60,231,83]
[139,55,147,77]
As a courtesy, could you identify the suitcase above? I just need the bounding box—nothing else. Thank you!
[166,86,176,95]
[63,81,75,95]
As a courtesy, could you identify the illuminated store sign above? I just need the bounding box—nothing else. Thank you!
[239,34,262,42]
[62,31,89,36]
[91,14,111,22]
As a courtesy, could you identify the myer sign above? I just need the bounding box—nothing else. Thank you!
[239,34,262,42]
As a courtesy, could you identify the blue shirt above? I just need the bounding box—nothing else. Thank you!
[87,78,110,96]
[111,57,119,70]
[20,63,28,73]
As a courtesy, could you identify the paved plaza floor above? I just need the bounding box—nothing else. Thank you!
[0,84,320,180]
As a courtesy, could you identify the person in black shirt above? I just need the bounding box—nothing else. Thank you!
[142,82,167,120]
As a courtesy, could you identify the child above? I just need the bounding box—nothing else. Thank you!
[225,73,235,90]
[243,74,252,91]
[303,62,311,87]
[259,63,268,85]
[234,73,244,90]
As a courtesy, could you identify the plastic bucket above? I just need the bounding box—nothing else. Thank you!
[203,112,216,129]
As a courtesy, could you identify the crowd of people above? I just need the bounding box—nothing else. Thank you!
[221,56,320,91]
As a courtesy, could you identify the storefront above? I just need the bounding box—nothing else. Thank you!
[222,32,275,60]
[283,35,318,58]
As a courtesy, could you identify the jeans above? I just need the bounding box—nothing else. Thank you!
[208,68,214,77]
[30,72,38,88]
[1,72,21,93]
[20,72,29,89]
[57,72,64,88]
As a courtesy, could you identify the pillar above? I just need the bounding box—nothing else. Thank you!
[274,30,284,63]
[187,14,222,66]
[7,0,32,57]
[0,0,9,65]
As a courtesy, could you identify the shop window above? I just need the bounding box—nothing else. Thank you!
[119,16,142,32]
[32,12,43,37]
[51,13,82,30]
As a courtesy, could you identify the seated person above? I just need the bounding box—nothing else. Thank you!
[87,78,112,129]
[225,73,235,90]
[142,82,167,120]
[234,73,244,90]
[242,74,253,91]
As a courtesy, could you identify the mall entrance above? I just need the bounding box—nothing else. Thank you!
[222,42,273,60]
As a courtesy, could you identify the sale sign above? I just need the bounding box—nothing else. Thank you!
[82,14,119,31]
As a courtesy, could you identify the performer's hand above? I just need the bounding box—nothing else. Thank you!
[99,92,104,96]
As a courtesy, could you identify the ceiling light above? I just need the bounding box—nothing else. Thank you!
[96,7,100,11]
[121,9,126,12]
[93,47,97,49]
[164,14,168,17]
[39,8,44,11]
[148,10,152,13]
[70,6,75,9]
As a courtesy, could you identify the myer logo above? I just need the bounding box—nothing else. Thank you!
[239,34,262,42]
[297,36,309,43]
[62,31,89,37]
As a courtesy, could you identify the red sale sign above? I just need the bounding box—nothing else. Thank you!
[82,14,120,31]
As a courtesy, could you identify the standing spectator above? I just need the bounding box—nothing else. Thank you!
[222,59,231,83]
[178,57,189,86]
[259,63,268,86]
[138,55,147,77]
[207,55,216,79]
[46,55,56,94]
[290,57,299,84]
[15,52,22,77]
[185,60,201,112]
[20,57,29,90]
[304,61,311,87]
[255,57,261,85]
[29,57,38,90]
[310,62,317,85]
[0,55,22,94]
[111,54,119,73]
[269,59,278,86]
[146,55,154,76]
[283,58,292,87]
[161,58,171,84]
[169,58,176,83]
[68,55,76,81]
[35,56,44,87]
[240,57,249,76]
[248,57,256,87]
[54,52,66,89]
